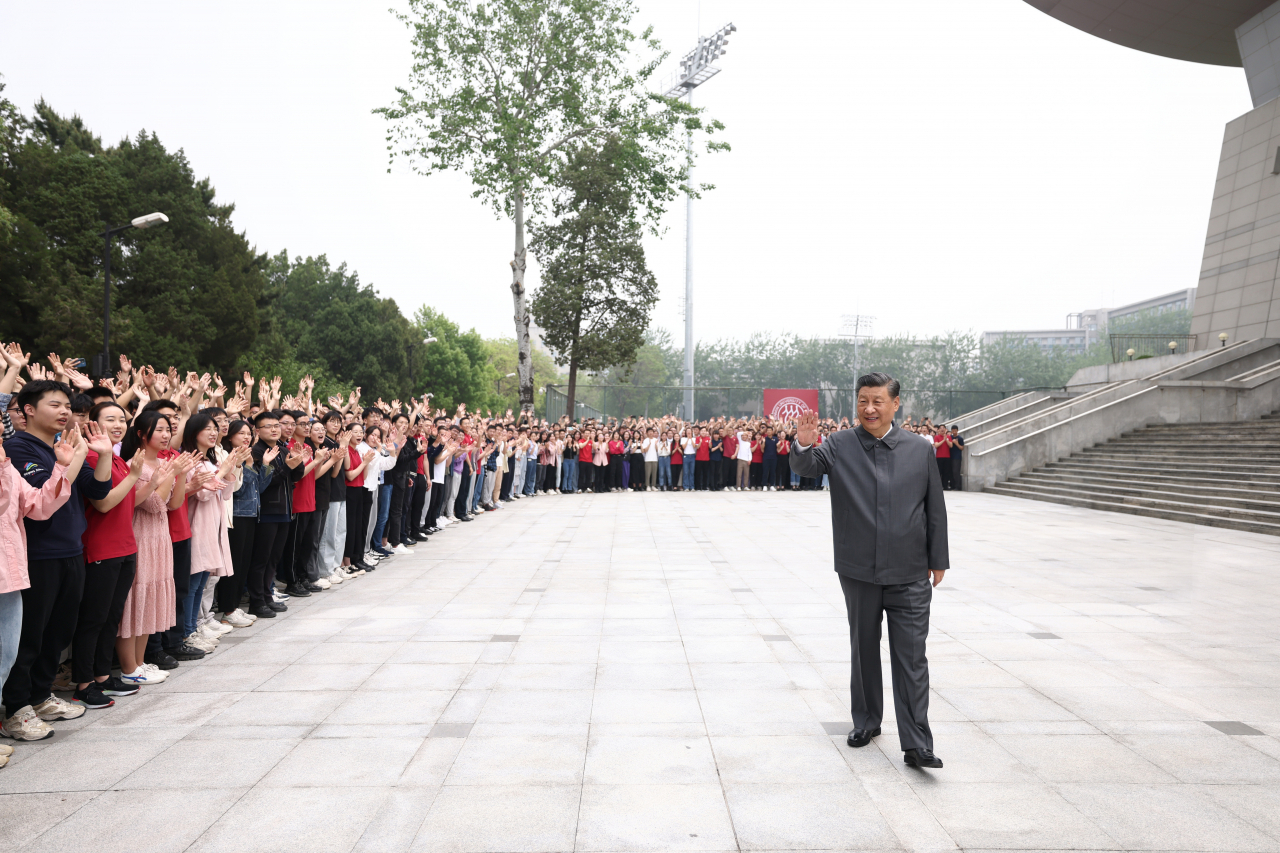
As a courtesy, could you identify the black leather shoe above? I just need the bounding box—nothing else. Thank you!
[251,605,277,618]
[284,584,312,598]
[144,650,179,670]
[303,582,324,593]
[846,727,881,748]
[355,560,375,572]
[268,601,287,612]
[903,748,943,768]
[169,642,206,661]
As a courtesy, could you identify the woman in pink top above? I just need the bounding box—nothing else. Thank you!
[182,412,246,645]
[0,430,83,764]
[116,412,185,685]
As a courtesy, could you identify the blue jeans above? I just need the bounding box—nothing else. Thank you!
[474,467,491,510]
[0,590,21,691]
[524,460,537,495]
[184,571,209,636]
[682,458,696,490]
[373,483,394,545]
[658,456,672,488]
[562,458,577,492]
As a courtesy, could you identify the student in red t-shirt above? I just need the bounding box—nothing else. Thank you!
[74,401,145,707]
[721,430,739,491]
[607,432,626,492]
[749,433,764,490]
[694,428,712,490]
[932,426,953,490]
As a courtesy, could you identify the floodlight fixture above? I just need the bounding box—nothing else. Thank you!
[663,22,737,98]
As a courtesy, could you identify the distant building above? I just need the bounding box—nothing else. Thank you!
[983,288,1196,353]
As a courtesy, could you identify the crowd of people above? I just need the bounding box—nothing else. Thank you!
[0,346,965,760]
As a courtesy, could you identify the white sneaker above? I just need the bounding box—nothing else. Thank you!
[121,666,167,685]
[393,544,414,555]
[327,570,345,585]
[273,591,290,602]
[313,577,331,590]
[346,566,366,577]
[197,623,223,641]
[208,619,234,635]
[33,694,86,721]
[221,609,253,628]
[235,608,257,624]
[187,633,218,652]
[1,706,54,741]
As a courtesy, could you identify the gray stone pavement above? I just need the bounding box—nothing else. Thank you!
[3,489,1280,853]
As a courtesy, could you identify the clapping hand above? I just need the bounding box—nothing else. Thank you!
[83,421,115,457]
[263,445,281,466]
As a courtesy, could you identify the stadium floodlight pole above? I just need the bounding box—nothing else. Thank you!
[94,212,169,378]
[664,22,736,421]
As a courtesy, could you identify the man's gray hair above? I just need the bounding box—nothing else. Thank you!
[855,372,901,399]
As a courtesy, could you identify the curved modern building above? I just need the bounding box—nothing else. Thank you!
[1026,0,1280,343]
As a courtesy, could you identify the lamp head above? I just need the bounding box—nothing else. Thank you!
[131,212,169,230]
[1126,348,1135,357]
[424,336,437,344]
[1219,332,1229,341]
[505,373,517,378]
[1168,341,1177,351]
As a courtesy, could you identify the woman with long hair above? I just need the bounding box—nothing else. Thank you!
[607,431,625,492]
[218,420,271,625]
[576,429,595,493]
[116,411,184,685]
[181,412,244,647]
[343,423,377,574]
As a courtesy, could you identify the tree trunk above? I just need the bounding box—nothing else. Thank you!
[566,355,578,425]
[511,187,534,414]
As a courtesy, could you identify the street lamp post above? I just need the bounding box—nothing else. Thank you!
[409,336,436,386]
[664,22,736,422]
[93,212,169,378]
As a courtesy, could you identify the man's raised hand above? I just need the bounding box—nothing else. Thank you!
[796,410,820,448]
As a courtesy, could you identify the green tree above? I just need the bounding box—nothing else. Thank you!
[376,0,725,413]
[0,95,265,373]
[410,305,496,412]
[531,138,659,414]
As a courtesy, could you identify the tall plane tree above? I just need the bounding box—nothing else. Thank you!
[531,137,657,411]
[376,0,725,413]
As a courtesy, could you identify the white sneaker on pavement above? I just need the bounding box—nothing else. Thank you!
[393,543,414,555]
[32,695,86,721]
[1,706,54,740]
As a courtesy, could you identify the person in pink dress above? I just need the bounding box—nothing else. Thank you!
[116,412,190,685]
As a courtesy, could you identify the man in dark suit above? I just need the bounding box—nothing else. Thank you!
[790,372,949,769]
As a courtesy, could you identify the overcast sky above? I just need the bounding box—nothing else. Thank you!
[0,0,1254,345]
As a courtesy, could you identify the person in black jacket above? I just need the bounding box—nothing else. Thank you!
[790,373,949,770]
[384,414,422,552]
[244,411,305,618]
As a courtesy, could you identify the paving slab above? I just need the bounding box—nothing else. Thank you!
[4,490,1280,852]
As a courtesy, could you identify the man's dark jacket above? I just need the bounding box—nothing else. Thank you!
[790,425,948,584]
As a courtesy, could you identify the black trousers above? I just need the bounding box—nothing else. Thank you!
[248,521,289,610]
[579,463,594,492]
[386,473,408,544]
[72,554,137,683]
[838,574,934,752]
[411,474,428,536]
[630,454,644,489]
[426,479,445,529]
[285,510,320,586]
[670,462,682,488]
[453,469,472,519]
[936,457,951,490]
[500,468,514,501]
[778,454,791,489]
[951,455,963,491]
[609,455,623,489]
[722,457,736,488]
[220,517,256,614]
[763,457,777,488]
[345,487,370,561]
[3,555,84,712]
[160,539,192,650]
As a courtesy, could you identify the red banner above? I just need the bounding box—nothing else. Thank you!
[763,389,819,422]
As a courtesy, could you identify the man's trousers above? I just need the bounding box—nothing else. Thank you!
[838,574,934,753]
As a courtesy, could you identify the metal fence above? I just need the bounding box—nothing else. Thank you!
[1109,334,1197,363]
[546,385,1052,423]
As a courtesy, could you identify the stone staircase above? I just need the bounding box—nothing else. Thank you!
[987,417,1280,535]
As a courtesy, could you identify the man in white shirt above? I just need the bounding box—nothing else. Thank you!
[735,429,753,490]
[641,428,659,491]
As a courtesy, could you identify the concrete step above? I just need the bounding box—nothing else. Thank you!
[1020,470,1280,503]
[1047,460,1280,484]
[987,482,1280,536]
[1059,455,1280,474]
[1077,446,1280,458]
[1013,473,1280,513]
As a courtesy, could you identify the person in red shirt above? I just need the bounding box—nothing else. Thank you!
[283,420,334,597]
[694,428,712,490]
[670,433,683,490]
[932,426,953,490]
[721,430,738,491]
[607,432,625,492]
[73,402,145,707]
